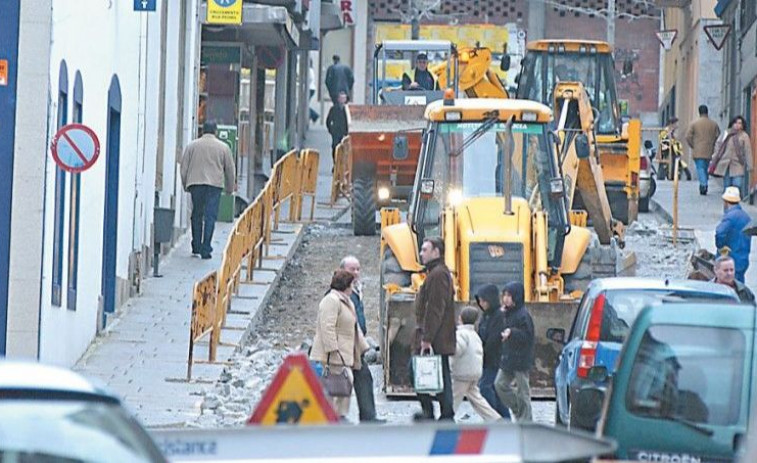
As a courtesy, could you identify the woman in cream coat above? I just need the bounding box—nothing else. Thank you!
[310,269,369,417]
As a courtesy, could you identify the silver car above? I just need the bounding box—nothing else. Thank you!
[0,362,166,462]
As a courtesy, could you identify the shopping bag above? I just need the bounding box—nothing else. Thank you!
[412,350,443,394]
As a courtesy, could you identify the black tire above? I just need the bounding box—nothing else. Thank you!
[639,195,650,212]
[352,176,377,236]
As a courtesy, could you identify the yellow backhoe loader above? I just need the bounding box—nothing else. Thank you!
[378,94,626,397]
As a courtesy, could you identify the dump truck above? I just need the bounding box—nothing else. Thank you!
[349,42,510,235]
[379,93,626,397]
[516,40,641,224]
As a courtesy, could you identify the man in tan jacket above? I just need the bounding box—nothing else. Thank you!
[180,121,236,259]
[685,105,720,196]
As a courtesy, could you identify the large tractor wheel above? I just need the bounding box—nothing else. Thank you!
[378,248,412,359]
[352,175,377,236]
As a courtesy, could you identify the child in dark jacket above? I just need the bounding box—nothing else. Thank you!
[475,284,511,420]
[494,281,534,421]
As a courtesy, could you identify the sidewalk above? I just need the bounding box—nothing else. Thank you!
[73,124,348,428]
[652,178,757,288]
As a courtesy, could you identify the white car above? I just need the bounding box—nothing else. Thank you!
[0,362,166,462]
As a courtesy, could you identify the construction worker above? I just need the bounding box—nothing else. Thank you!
[402,53,438,91]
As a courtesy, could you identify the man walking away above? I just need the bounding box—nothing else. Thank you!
[475,284,511,420]
[713,255,755,303]
[451,306,502,421]
[327,92,349,162]
[494,282,534,422]
[686,105,721,195]
[325,54,354,103]
[180,121,236,259]
[340,255,385,423]
[413,237,456,421]
[716,186,752,283]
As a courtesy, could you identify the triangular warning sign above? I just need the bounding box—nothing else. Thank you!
[247,353,339,425]
[655,30,678,51]
[704,24,731,51]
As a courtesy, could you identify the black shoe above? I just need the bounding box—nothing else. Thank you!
[699,185,706,195]
[703,186,708,195]
[201,253,212,260]
[413,412,434,422]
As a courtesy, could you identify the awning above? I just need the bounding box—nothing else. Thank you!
[321,1,344,32]
[200,3,299,47]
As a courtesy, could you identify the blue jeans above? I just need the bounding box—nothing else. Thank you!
[189,185,222,256]
[723,171,744,191]
[479,367,511,419]
[694,159,709,188]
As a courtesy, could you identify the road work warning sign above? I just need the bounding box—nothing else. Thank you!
[247,353,338,425]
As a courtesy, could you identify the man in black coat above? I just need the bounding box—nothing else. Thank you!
[413,237,456,421]
[475,284,510,419]
[326,92,349,161]
[340,255,385,423]
[494,281,534,421]
[325,54,354,103]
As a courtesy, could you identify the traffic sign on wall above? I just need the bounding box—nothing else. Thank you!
[50,123,101,174]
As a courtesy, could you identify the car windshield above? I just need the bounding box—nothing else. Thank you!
[0,401,165,463]
[517,51,620,134]
[626,325,747,426]
[599,289,738,343]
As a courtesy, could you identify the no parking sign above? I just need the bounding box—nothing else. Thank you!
[51,123,100,173]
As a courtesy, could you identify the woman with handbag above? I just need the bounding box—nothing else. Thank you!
[309,269,369,418]
[710,116,753,194]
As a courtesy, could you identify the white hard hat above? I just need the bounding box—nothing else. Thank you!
[722,186,741,203]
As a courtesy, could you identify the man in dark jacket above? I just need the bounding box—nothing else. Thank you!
[340,256,385,423]
[325,55,354,103]
[713,255,755,303]
[494,282,534,421]
[414,237,456,421]
[475,284,510,420]
[716,186,752,282]
[401,53,437,91]
[326,92,349,162]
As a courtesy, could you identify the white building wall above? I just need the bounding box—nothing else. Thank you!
[39,1,199,366]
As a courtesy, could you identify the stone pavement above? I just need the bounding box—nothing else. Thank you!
[651,178,757,288]
[74,124,348,428]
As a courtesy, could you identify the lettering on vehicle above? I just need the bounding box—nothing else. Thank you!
[158,439,218,457]
[631,449,730,463]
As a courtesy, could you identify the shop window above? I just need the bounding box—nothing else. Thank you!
[67,71,83,310]
[52,61,68,307]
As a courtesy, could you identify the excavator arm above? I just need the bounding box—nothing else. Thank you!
[430,46,509,98]
[554,82,625,246]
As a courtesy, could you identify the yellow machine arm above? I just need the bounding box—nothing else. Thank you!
[553,82,624,246]
[431,46,509,98]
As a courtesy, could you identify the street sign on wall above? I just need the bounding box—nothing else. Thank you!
[133,0,156,11]
[50,123,101,174]
[207,0,243,25]
[655,30,678,51]
[703,24,731,51]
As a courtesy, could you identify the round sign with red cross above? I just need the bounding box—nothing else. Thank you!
[51,123,101,173]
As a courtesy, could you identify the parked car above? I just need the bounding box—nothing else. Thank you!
[597,301,757,462]
[0,361,166,462]
[639,140,657,212]
[547,278,739,431]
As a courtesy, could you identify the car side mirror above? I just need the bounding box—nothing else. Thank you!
[393,135,409,160]
[588,365,609,382]
[500,55,511,72]
[546,328,566,345]
[575,133,590,159]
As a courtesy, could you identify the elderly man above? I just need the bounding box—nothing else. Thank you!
[716,186,752,283]
[713,255,755,303]
[340,256,384,423]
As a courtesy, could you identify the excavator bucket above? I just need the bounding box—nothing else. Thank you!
[382,292,579,398]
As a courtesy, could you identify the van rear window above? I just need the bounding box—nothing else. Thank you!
[626,325,746,426]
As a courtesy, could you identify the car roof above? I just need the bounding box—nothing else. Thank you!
[587,277,739,300]
[639,302,757,329]
[0,361,117,402]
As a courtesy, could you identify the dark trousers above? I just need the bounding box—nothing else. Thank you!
[479,367,511,419]
[417,354,454,420]
[353,355,377,421]
[189,185,222,256]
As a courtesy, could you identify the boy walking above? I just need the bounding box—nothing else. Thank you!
[451,307,501,422]
[495,282,534,421]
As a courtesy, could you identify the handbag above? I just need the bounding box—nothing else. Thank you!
[709,132,736,177]
[412,347,444,394]
[320,352,353,397]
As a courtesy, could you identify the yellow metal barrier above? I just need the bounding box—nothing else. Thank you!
[295,149,320,221]
[271,150,300,230]
[330,136,352,206]
[187,271,218,378]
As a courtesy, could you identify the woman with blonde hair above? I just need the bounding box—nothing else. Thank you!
[310,269,369,418]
